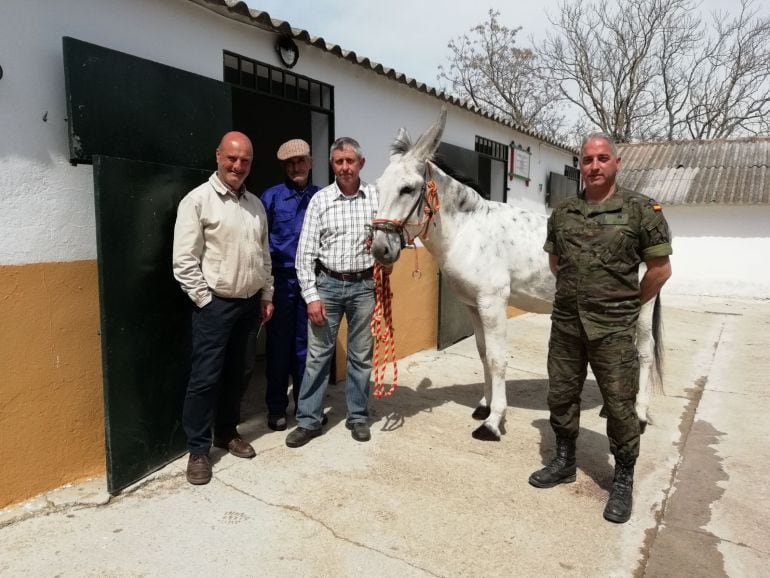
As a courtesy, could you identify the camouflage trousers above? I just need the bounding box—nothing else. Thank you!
[547,321,641,466]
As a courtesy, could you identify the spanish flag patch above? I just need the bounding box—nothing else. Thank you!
[648,199,663,212]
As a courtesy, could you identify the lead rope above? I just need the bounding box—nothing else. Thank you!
[368,172,439,398]
[370,262,397,398]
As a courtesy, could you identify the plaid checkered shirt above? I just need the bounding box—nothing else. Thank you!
[296,179,379,303]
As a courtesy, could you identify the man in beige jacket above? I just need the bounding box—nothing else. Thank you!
[173,131,274,485]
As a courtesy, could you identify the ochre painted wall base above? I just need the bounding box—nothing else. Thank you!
[335,247,439,381]
[0,261,105,508]
[1,250,506,507]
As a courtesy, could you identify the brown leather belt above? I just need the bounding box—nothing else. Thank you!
[316,263,373,282]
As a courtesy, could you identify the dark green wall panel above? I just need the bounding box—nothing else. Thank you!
[64,37,232,168]
[94,155,209,494]
[438,272,474,351]
[436,143,476,349]
[68,37,327,491]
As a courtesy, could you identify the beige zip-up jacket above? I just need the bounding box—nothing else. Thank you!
[173,173,274,308]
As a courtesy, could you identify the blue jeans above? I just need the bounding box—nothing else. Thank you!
[295,272,375,429]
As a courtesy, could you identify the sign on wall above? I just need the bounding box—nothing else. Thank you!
[510,143,531,184]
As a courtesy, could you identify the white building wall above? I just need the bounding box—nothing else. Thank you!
[663,206,770,299]
[0,0,261,266]
[1,0,573,267]
[4,0,765,299]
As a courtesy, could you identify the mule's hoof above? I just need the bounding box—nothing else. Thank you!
[639,420,647,435]
[472,424,501,441]
[472,406,491,420]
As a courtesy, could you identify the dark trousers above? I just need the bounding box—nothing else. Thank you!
[265,271,308,416]
[183,294,259,454]
[547,322,641,465]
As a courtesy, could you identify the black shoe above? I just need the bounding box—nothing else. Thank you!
[603,463,635,523]
[346,421,371,442]
[285,426,322,448]
[528,438,577,488]
[268,414,288,431]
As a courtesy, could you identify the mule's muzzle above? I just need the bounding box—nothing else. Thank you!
[369,221,406,246]
[369,227,402,266]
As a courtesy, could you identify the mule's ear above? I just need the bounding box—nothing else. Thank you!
[411,107,447,161]
[390,127,411,161]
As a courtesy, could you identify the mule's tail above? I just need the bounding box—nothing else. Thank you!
[651,293,665,395]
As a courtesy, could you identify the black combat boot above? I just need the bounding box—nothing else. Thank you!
[528,437,577,488]
[603,462,634,523]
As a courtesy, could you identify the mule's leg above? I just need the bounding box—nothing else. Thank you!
[470,297,509,441]
[466,307,492,420]
[635,299,655,433]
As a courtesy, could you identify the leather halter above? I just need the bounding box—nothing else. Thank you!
[370,163,441,249]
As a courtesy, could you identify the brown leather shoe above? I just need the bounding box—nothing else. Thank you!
[213,435,256,459]
[186,453,212,485]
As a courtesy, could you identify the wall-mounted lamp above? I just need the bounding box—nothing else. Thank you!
[275,34,299,69]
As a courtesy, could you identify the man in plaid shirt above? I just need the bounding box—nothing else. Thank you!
[286,137,379,447]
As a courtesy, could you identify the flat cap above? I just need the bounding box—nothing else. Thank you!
[277,139,310,161]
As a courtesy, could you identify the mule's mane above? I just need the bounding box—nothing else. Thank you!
[432,155,486,198]
[389,134,487,214]
[390,133,412,157]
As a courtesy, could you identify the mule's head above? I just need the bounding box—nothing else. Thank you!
[371,108,447,266]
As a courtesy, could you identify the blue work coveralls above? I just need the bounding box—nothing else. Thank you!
[260,180,319,416]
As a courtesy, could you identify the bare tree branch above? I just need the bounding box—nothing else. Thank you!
[540,0,702,142]
[438,10,565,139]
[439,0,770,143]
[684,0,770,138]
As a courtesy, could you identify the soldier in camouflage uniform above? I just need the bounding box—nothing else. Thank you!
[529,134,672,524]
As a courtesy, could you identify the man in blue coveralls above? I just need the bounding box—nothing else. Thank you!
[260,139,320,431]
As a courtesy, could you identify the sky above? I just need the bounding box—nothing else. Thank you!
[251,0,742,90]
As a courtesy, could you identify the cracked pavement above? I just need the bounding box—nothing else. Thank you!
[1,295,768,576]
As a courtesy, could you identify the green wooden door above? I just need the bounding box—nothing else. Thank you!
[64,36,325,492]
[436,143,478,349]
[93,156,209,493]
[63,37,234,493]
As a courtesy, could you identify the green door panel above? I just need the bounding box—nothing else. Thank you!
[438,272,474,350]
[436,143,476,349]
[63,37,232,168]
[93,155,209,494]
[68,37,327,492]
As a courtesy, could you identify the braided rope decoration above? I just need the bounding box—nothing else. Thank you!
[370,262,397,398]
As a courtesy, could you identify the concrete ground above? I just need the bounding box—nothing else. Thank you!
[1,295,768,577]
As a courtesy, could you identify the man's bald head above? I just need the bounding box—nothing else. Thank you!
[218,131,252,152]
[216,131,253,192]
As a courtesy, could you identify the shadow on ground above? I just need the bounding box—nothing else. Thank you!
[237,358,613,486]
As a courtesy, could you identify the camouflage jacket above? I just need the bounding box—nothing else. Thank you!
[543,187,672,339]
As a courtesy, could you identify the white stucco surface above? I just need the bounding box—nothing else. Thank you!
[663,205,770,298]
[0,0,571,267]
[1,0,767,298]
[666,236,770,297]
[0,155,94,265]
